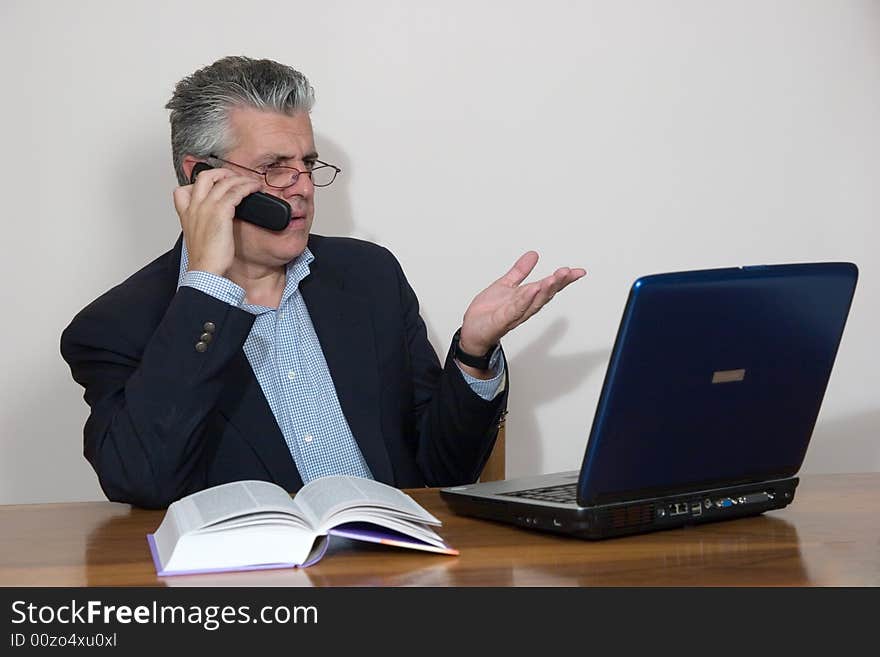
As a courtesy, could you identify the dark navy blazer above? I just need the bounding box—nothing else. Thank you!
[61,235,507,508]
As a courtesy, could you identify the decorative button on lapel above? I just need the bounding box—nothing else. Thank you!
[195,341,208,353]
[203,322,216,333]
[200,332,213,343]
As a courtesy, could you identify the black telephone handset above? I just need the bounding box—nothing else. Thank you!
[190,162,290,231]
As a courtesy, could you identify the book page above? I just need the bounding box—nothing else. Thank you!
[295,476,440,529]
[329,523,458,555]
[199,514,311,533]
[329,512,446,546]
[171,480,308,533]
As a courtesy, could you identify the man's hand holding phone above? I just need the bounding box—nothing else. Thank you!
[172,166,263,277]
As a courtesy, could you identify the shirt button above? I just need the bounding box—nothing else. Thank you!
[287,370,296,381]
[278,312,286,320]
[304,434,314,443]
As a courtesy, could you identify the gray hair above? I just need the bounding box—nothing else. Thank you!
[165,56,315,185]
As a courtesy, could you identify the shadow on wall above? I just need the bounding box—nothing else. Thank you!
[422,314,607,477]
[110,119,182,265]
[504,319,608,475]
[802,408,880,474]
[311,133,356,239]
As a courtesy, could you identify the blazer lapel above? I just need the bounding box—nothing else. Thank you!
[299,244,393,485]
[217,352,304,490]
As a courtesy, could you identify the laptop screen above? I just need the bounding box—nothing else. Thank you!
[577,263,857,505]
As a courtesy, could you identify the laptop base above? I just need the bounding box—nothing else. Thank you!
[441,477,799,540]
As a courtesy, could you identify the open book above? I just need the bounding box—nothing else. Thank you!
[147,476,458,576]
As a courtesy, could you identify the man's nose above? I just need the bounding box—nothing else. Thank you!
[283,170,313,200]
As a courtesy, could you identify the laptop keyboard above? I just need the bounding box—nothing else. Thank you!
[500,483,578,504]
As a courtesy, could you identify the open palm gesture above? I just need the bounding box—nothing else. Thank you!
[458,251,586,358]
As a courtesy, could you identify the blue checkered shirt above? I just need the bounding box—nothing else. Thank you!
[178,242,505,484]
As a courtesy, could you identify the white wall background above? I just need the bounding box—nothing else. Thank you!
[1,0,877,504]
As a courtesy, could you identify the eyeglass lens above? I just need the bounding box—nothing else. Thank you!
[265,166,338,188]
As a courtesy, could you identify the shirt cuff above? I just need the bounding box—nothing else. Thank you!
[458,345,507,401]
[181,271,247,309]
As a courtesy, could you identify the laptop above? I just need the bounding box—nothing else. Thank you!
[441,262,858,539]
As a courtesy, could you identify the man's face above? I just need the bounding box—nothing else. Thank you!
[223,107,317,268]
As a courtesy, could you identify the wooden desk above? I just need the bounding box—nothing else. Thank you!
[1,473,877,586]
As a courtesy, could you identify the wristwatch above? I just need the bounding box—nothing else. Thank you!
[451,328,496,370]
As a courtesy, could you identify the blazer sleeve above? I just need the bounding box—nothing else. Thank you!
[60,286,255,508]
[389,252,509,486]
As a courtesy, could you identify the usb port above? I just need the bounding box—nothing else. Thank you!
[691,503,702,517]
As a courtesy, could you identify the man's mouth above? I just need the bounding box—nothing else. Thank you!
[285,202,309,229]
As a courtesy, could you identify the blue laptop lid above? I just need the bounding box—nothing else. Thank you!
[578,262,858,506]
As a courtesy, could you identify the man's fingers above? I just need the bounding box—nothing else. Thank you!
[172,186,191,216]
[190,167,237,204]
[206,175,260,204]
[466,261,586,340]
[517,281,541,311]
[217,179,264,209]
[178,175,264,227]
[499,254,587,292]
[500,251,539,287]
[516,268,587,323]
[528,277,558,315]
[530,268,586,299]
[563,268,587,282]
[549,267,587,294]
[502,282,541,326]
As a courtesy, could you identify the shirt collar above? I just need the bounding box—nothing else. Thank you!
[178,239,315,308]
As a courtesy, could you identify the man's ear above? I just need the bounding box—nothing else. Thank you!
[181,155,202,183]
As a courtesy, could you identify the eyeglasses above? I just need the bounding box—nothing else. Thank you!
[208,154,341,188]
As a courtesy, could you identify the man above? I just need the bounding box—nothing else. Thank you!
[61,56,585,509]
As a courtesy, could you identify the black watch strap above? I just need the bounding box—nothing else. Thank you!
[451,328,496,370]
